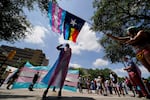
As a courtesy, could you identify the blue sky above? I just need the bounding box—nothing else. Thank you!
[1,0,149,78]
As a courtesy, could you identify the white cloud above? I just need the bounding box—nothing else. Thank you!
[69,63,82,68]
[24,26,48,45]
[113,67,128,77]
[58,22,102,54]
[93,58,109,67]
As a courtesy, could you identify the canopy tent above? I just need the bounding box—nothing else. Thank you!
[12,62,79,92]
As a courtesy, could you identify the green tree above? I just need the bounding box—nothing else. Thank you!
[91,0,150,63]
[87,68,112,80]
[78,68,85,76]
[147,76,150,81]
[0,0,49,43]
[87,68,99,79]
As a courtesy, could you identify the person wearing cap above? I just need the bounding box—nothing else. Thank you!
[106,26,150,72]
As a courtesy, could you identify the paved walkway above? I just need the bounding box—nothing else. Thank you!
[0,85,148,100]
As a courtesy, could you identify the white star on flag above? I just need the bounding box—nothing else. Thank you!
[70,19,77,27]
[54,15,58,20]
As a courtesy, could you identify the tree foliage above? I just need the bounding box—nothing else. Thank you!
[0,0,49,43]
[84,68,112,80]
[91,0,150,63]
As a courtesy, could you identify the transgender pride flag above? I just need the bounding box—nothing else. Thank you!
[48,1,66,34]
[12,62,79,92]
[63,70,79,92]
[12,62,49,89]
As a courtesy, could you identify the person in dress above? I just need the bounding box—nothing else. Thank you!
[42,43,72,98]
[124,57,150,98]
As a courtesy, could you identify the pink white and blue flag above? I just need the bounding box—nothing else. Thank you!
[48,1,66,34]
[12,62,79,92]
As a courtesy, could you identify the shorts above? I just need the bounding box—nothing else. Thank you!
[136,48,150,60]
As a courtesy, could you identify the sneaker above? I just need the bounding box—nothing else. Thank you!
[28,88,33,91]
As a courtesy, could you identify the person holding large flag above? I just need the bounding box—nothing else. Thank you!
[42,43,72,98]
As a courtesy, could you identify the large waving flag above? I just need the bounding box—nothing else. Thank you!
[12,62,79,92]
[63,11,85,43]
[48,1,85,43]
[48,1,66,34]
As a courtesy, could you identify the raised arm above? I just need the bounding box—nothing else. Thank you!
[125,30,146,45]
[106,34,130,42]
[124,66,132,71]
[56,44,63,50]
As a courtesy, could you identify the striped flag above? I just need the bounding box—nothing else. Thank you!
[63,70,79,92]
[48,1,66,34]
[12,62,49,89]
[63,12,85,43]
[64,70,79,87]
[48,1,86,43]
[12,62,79,92]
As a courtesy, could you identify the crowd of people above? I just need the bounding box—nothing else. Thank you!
[78,53,150,99]
[105,26,150,99]
[0,26,150,99]
[77,73,150,99]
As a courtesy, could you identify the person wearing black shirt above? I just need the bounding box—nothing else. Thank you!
[28,72,39,91]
